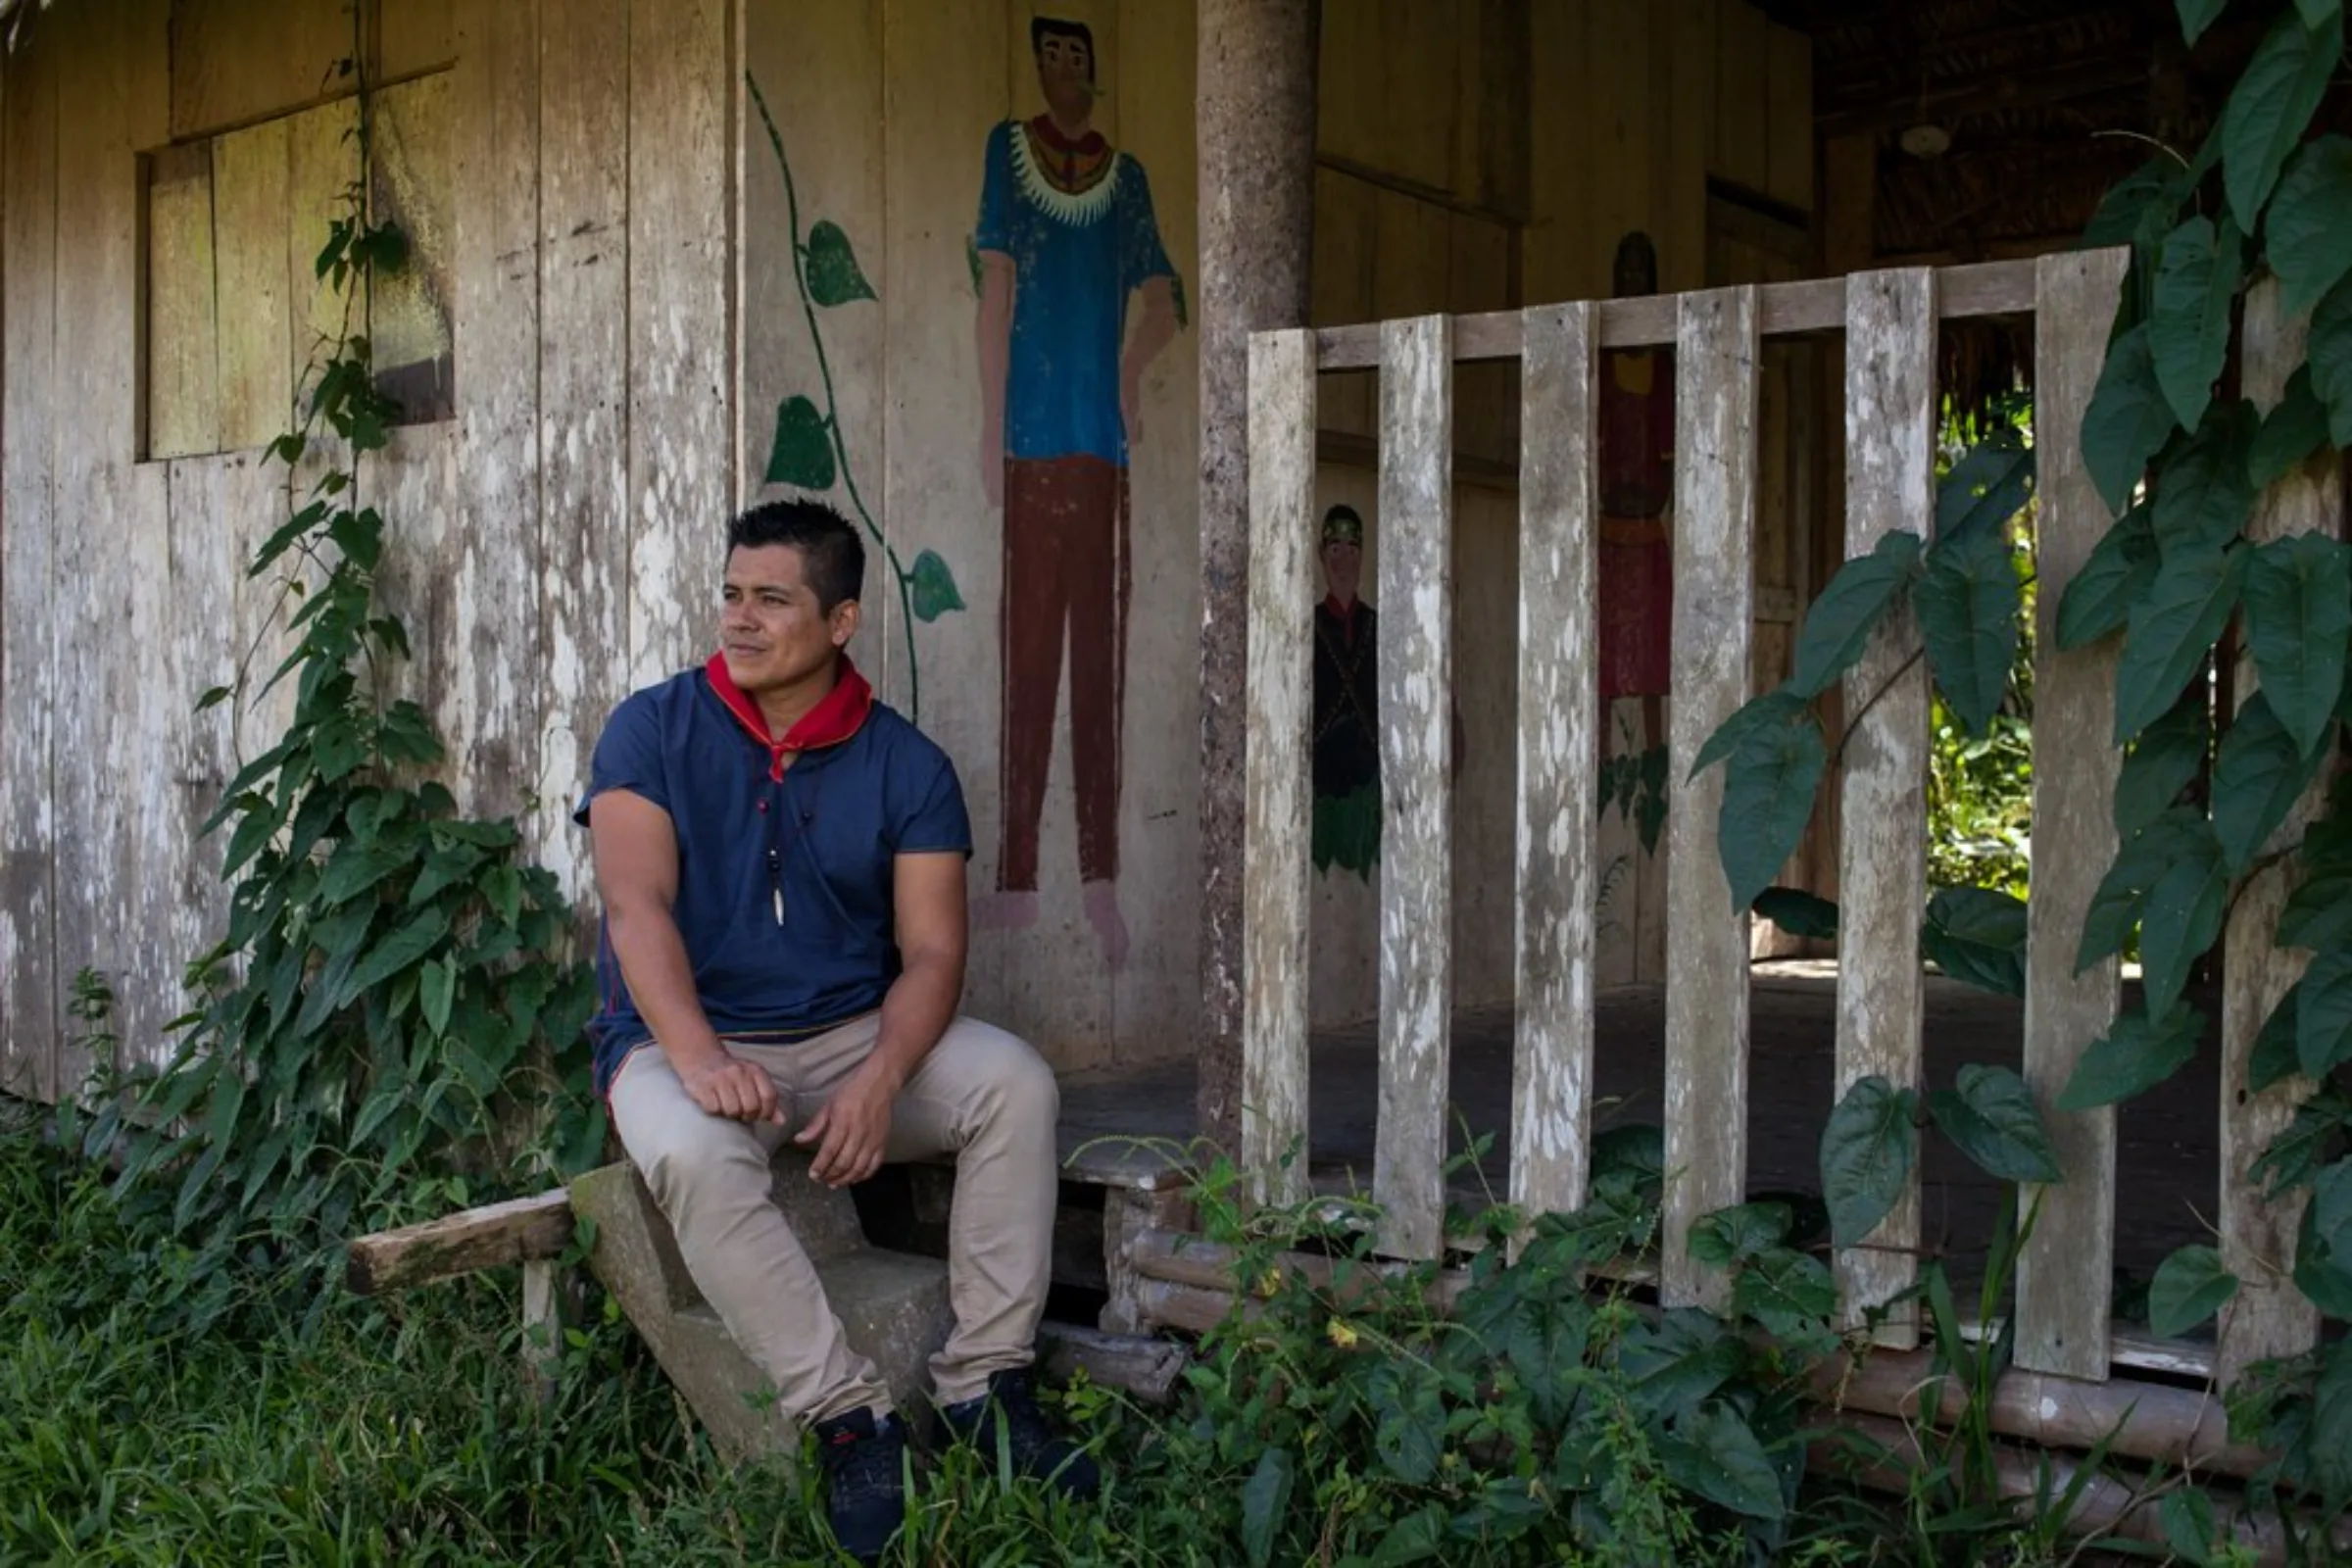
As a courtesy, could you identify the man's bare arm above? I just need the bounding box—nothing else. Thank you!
[589,789,779,1123]
[1119,275,1178,443]
[797,851,968,1186]
[976,252,1016,505]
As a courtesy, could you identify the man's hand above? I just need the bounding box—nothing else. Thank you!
[795,1058,902,1188]
[680,1054,783,1125]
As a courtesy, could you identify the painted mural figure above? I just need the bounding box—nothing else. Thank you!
[1312,505,1382,878]
[1597,230,1675,760]
[973,16,1181,970]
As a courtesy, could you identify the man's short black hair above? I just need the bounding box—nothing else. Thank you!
[1031,15,1096,78]
[726,499,865,613]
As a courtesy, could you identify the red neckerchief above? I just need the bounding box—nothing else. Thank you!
[704,652,873,781]
[1026,113,1107,160]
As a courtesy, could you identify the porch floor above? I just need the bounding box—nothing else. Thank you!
[1054,960,2220,1307]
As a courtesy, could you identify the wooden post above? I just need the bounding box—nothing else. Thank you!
[1835,268,1936,1346]
[1374,314,1455,1262]
[1196,0,1319,1156]
[1510,302,1601,1237]
[2216,278,2336,1387]
[1661,286,1760,1311]
[2014,248,2130,1381]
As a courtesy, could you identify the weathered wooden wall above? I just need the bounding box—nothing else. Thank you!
[0,0,737,1098]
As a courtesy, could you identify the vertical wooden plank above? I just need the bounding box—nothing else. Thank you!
[1660,284,1758,1310]
[167,456,240,985]
[535,0,631,903]
[1374,313,1454,1261]
[0,23,60,1101]
[1510,302,1599,1232]
[2014,247,2131,1380]
[626,0,734,692]
[1660,0,1713,295]
[1520,0,1586,305]
[1712,0,1769,198]
[447,0,541,820]
[1834,268,1936,1345]
[287,95,361,403]
[1763,23,1812,214]
[1241,328,1318,1206]
[147,145,221,460]
[169,0,354,141]
[213,118,294,452]
[1310,167,1377,438]
[2216,277,2335,1388]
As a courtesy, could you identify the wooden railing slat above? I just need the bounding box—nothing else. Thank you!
[1661,286,1760,1310]
[1374,313,1456,1262]
[1509,302,1601,1236]
[1240,326,1319,1208]
[2217,277,2335,1387]
[2015,247,2131,1380]
[1834,268,1937,1345]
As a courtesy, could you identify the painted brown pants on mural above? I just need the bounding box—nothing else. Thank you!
[998,455,1130,893]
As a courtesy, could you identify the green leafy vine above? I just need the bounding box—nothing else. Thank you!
[747,71,964,722]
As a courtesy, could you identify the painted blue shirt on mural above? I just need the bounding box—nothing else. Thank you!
[975,117,1174,467]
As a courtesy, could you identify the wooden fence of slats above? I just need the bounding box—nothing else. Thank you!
[1237,249,2326,1392]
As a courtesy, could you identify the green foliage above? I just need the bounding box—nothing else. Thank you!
[79,75,600,1339]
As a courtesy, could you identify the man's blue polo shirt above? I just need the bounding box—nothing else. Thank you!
[572,659,971,1094]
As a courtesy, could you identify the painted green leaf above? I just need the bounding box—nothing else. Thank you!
[2147,1244,2240,1337]
[1820,1074,1918,1248]
[2244,533,2352,759]
[2176,0,2230,44]
[2222,5,2345,233]
[1919,523,2022,738]
[1239,1446,1293,1568]
[2057,1004,2204,1110]
[2315,275,2352,450]
[2149,216,2242,431]
[2113,691,2208,837]
[2291,1160,2352,1318]
[2081,324,2177,515]
[1689,1200,1792,1266]
[2114,546,2246,743]
[764,395,836,491]
[2213,692,2328,871]
[2247,366,2331,489]
[2055,502,2158,651]
[419,956,456,1039]
[2249,982,2304,1094]
[2299,948,2352,1080]
[1928,1063,2063,1184]
[2150,402,2257,558]
[906,548,966,622]
[2269,135,2352,316]
[1717,712,1827,915]
[1921,887,2031,999]
[803,220,877,308]
[1658,1402,1786,1522]
[2141,833,2230,1016]
[1689,688,1806,780]
[1936,440,2034,546]
[1788,531,1921,699]
[1752,886,1839,940]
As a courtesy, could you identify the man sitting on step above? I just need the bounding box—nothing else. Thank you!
[576,497,1099,1561]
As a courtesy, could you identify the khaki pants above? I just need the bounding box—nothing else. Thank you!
[607,1012,1059,1426]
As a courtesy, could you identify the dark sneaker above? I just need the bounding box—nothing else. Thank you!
[811,1406,909,1564]
[933,1368,1102,1499]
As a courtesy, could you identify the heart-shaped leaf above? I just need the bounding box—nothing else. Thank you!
[1240,1446,1293,1568]
[2082,324,2178,516]
[2161,1487,2221,1568]
[2150,401,2257,558]
[2147,1244,2239,1337]
[1689,1200,1792,1266]
[1929,1063,2063,1184]
[2078,808,2213,972]
[1717,712,1827,915]
[2115,546,2247,743]
[2149,216,2242,431]
[1922,887,2031,999]
[1657,1402,1787,1521]
[1689,688,1807,780]
[2177,0,2230,45]
[1936,440,2034,546]
[2212,691,2327,871]
[907,548,966,621]
[2290,1160,2352,1319]
[2140,833,2230,1016]
[803,220,877,308]
[2058,1004,2204,1110]
[2249,983,2304,1094]
[1820,1075,1918,1247]
[2268,134,2352,315]
[764,395,837,491]
[1788,530,1922,699]
[2242,532,2352,759]
[2056,503,2158,651]
[1752,887,1839,940]
[2113,690,2208,837]
[2247,366,2331,489]
[2316,276,2352,449]
[2222,5,2345,233]
[2299,948,2352,1080]
[1919,523,2023,738]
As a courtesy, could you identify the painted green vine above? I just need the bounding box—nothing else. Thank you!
[1690,0,2352,1543]
[748,71,963,722]
[82,46,602,1335]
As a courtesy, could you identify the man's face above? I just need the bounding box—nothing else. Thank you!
[1036,32,1094,118]
[719,544,855,695]
[1321,539,1362,601]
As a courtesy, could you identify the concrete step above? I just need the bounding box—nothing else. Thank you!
[568,1155,955,1463]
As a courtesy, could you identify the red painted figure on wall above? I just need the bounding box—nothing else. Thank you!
[1597,230,1675,758]
[971,16,1181,970]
